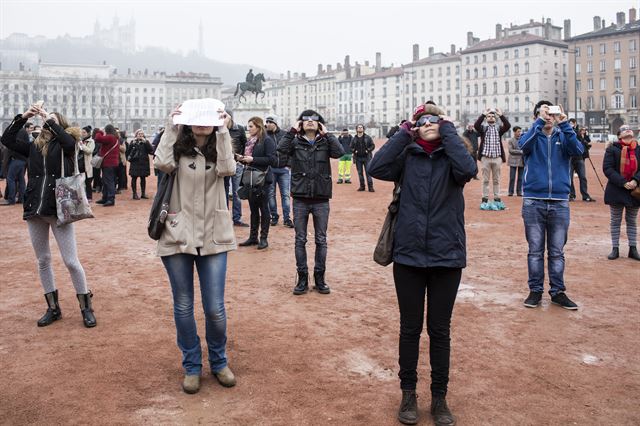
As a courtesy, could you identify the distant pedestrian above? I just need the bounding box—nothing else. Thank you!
[266,115,293,228]
[603,125,640,261]
[78,126,95,201]
[337,128,353,184]
[475,108,511,209]
[126,129,154,200]
[570,125,596,202]
[507,126,524,196]
[94,125,120,207]
[350,124,376,192]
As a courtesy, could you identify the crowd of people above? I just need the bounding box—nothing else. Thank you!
[1,96,638,426]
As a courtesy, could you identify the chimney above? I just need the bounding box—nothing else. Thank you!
[293,72,299,79]
[616,12,625,27]
[375,52,381,72]
[287,70,291,79]
[317,64,323,74]
[450,44,456,54]
[563,19,571,40]
[280,73,284,79]
[327,64,333,72]
[593,16,601,30]
[602,19,606,28]
[630,8,637,22]
[345,55,351,79]
[467,32,474,47]
[127,68,131,75]
[301,72,306,78]
[496,23,503,39]
[412,44,419,62]
[337,63,342,71]
[365,60,370,67]
[428,46,434,57]
[544,20,552,39]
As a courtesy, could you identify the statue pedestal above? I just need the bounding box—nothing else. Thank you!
[230,102,271,127]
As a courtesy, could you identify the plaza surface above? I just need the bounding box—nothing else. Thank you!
[0,142,638,425]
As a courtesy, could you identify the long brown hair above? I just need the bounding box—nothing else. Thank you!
[248,116,265,142]
[35,112,70,157]
[173,125,217,162]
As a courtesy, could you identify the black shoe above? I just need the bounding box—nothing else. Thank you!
[583,197,596,202]
[357,187,365,192]
[96,199,107,205]
[77,291,97,328]
[398,390,418,425]
[494,197,502,203]
[368,187,375,192]
[270,218,278,226]
[431,396,456,426]
[481,197,488,203]
[239,238,258,246]
[337,179,343,184]
[103,200,115,207]
[629,246,640,261]
[551,292,578,310]
[607,247,619,260]
[313,271,331,294]
[37,290,62,327]
[293,271,309,295]
[132,193,140,200]
[345,179,352,184]
[508,193,514,196]
[569,196,576,202]
[283,220,294,228]
[517,193,523,197]
[140,193,149,199]
[523,291,542,308]
[257,238,269,250]
[234,221,250,227]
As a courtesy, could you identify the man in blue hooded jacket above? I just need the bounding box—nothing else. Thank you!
[518,101,583,310]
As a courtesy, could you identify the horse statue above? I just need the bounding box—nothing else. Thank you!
[234,73,266,103]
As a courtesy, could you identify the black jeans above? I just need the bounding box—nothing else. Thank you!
[85,175,93,200]
[508,166,524,195]
[393,262,461,396]
[355,156,373,189]
[293,198,329,273]
[248,187,270,240]
[117,162,127,190]
[101,166,117,202]
[131,176,147,195]
[570,158,591,199]
[92,167,102,190]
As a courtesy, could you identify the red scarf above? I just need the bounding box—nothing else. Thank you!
[416,137,442,154]
[619,139,638,181]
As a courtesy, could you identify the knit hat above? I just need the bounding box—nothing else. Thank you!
[412,103,444,121]
[297,109,325,124]
[265,115,279,125]
[82,125,92,133]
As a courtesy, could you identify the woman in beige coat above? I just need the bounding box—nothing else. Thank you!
[154,105,237,395]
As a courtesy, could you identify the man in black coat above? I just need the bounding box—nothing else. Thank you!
[350,124,376,192]
[266,115,293,228]
[277,109,344,295]
[1,122,30,205]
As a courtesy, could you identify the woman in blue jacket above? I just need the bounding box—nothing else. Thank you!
[369,103,477,426]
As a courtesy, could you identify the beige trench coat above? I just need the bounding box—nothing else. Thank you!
[79,137,94,178]
[153,124,237,256]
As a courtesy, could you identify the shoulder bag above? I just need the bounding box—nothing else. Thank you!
[373,182,402,266]
[237,165,269,200]
[90,140,118,168]
[55,146,94,226]
[148,169,176,240]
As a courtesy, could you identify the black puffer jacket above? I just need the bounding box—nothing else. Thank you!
[268,127,289,168]
[603,141,640,207]
[350,133,375,158]
[1,115,77,220]
[277,130,344,199]
[369,122,477,268]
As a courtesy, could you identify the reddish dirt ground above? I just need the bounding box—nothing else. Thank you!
[0,142,638,425]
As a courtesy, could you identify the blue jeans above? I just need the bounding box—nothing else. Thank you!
[101,166,117,202]
[293,198,330,273]
[5,158,26,204]
[161,252,228,375]
[522,199,570,296]
[268,167,291,222]
[224,164,244,222]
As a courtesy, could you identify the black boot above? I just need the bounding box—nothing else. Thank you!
[240,213,260,246]
[293,271,309,295]
[431,396,456,426]
[313,271,330,294]
[132,191,140,200]
[37,290,62,327]
[397,390,418,425]
[77,291,97,328]
[257,238,269,250]
[629,246,640,261]
[607,247,619,260]
[239,236,258,246]
[140,193,148,199]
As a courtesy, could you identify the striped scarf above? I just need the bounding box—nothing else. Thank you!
[620,139,638,181]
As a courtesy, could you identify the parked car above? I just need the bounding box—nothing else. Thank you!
[588,133,617,143]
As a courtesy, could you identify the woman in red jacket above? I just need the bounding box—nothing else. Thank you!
[94,124,120,206]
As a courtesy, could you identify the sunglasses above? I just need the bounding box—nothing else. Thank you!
[302,115,319,122]
[619,126,632,132]
[416,115,440,127]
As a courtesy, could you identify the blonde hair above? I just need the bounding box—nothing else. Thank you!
[35,112,70,157]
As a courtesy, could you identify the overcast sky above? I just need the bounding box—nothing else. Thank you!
[1,0,636,74]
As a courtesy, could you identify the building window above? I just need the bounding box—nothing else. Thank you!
[514,49,519,58]
[613,94,623,109]
[466,84,470,96]
[631,95,637,108]
[575,63,581,74]
[600,78,606,90]
[600,96,606,110]
[474,55,478,64]
[493,65,498,76]
[465,69,470,80]
[482,54,486,62]
[505,81,509,93]
[587,96,594,109]
[493,82,498,94]
[587,79,593,91]
[514,63,519,74]
[587,61,593,73]
[587,45,593,56]
[630,75,637,88]
[482,67,487,77]
[600,60,606,72]
[524,48,529,57]
[504,64,509,75]
[525,79,530,92]
[514,97,520,112]
[504,51,509,59]
[515,79,519,92]
[575,47,581,57]
[630,39,638,52]
[630,57,637,69]
[474,68,478,78]
[614,41,621,53]
[482,83,487,95]
[455,65,460,75]
[615,76,622,89]
[474,84,478,95]
[525,62,530,73]
[493,52,498,61]
[614,59,621,70]
[466,57,470,64]
[600,43,606,54]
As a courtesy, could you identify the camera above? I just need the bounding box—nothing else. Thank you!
[548,105,562,115]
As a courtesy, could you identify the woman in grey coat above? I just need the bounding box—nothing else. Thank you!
[508,126,524,196]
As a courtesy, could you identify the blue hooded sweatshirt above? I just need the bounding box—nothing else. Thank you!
[518,118,583,200]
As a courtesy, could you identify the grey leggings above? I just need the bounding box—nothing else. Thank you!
[27,216,88,294]
[609,205,639,247]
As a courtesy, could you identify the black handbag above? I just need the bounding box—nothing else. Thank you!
[148,170,176,240]
[238,165,269,200]
[373,182,401,266]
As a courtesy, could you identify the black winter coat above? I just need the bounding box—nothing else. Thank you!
[277,130,344,199]
[1,115,76,220]
[351,134,375,158]
[268,128,289,168]
[126,138,154,177]
[338,134,353,154]
[603,141,640,207]
[369,122,478,268]
[245,135,277,184]
[229,122,248,155]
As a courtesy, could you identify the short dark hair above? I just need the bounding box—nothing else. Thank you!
[25,122,34,130]
[425,100,436,105]
[533,100,552,118]
[513,126,522,132]
[569,118,576,123]
[342,128,348,131]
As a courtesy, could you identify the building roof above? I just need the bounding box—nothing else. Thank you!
[406,52,461,67]
[462,33,568,54]
[567,20,640,42]
[336,67,403,84]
